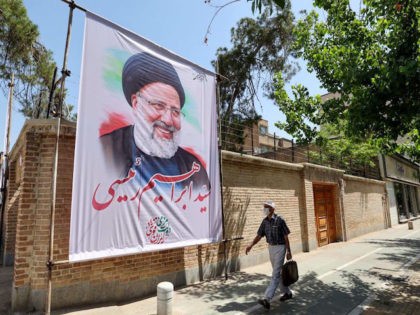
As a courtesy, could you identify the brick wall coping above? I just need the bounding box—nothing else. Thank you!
[10,119,76,160]
[343,174,385,185]
[222,150,303,171]
[8,135,23,161]
[302,162,346,174]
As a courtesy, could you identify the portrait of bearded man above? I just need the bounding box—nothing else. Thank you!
[100,52,210,194]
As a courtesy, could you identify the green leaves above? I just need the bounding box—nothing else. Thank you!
[273,73,321,144]
[0,0,57,118]
[214,1,297,124]
[247,0,285,14]
[276,0,420,161]
[214,1,296,152]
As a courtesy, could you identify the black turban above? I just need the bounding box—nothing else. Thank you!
[122,52,185,107]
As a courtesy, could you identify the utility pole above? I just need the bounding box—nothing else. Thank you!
[1,73,14,265]
[4,73,14,156]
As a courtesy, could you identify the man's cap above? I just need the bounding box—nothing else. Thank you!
[263,201,276,209]
[122,52,185,107]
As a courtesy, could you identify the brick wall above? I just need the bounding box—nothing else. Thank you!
[342,175,387,240]
[5,120,389,312]
[222,152,305,269]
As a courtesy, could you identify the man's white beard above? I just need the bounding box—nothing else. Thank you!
[133,110,180,159]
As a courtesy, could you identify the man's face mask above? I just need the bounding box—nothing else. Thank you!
[263,207,271,217]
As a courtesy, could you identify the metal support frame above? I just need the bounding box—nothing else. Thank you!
[46,67,58,119]
[0,74,14,266]
[215,60,228,280]
[43,3,239,312]
[216,61,244,281]
[45,1,79,314]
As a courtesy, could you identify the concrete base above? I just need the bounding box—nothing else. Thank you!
[306,238,318,252]
[346,223,385,241]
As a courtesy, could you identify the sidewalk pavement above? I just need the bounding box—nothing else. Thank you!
[0,219,392,314]
[362,242,420,315]
[51,219,420,315]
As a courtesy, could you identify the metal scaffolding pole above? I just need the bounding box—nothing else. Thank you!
[45,1,77,313]
[0,74,14,266]
[215,60,228,280]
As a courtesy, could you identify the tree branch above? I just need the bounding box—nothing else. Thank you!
[204,0,241,43]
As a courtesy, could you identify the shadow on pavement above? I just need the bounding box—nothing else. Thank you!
[176,269,380,314]
[12,229,420,314]
[362,260,420,315]
[177,271,269,311]
[176,239,420,315]
[246,271,374,315]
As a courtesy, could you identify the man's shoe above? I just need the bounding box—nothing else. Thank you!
[258,298,270,310]
[279,292,293,302]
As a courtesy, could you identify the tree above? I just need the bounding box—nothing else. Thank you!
[315,122,380,169]
[274,74,380,172]
[213,1,297,149]
[204,0,288,44]
[0,0,57,119]
[275,0,420,161]
[247,0,286,14]
[274,74,322,144]
[17,42,58,118]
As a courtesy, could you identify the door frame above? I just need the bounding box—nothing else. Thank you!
[313,183,337,247]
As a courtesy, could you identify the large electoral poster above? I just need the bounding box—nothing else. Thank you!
[69,12,222,261]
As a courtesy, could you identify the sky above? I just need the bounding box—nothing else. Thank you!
[1,0,327,152]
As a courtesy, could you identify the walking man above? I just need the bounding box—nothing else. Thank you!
[245,201,293,310]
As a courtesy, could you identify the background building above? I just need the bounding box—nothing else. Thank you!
[379,154,420,225]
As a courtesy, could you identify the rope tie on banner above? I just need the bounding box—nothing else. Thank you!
[61,69,71,78]
[223,236,244,243]
[216,73,229,82]
[61,0,87,12]
[46,260,54,270]
[68,0,76,10]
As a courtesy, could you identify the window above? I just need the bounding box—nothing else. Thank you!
[260,145,269,153]
[259,125,267,135]
[394,183,407,221]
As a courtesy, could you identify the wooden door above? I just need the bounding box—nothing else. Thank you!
[313,185,337,246]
